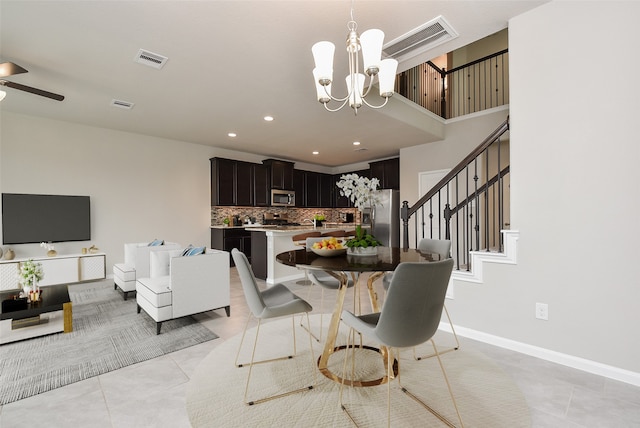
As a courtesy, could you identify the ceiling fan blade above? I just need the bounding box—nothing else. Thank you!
[0,62,28,78]
[0,80,64,101]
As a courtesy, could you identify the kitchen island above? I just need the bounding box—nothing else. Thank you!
[248,224,355,285]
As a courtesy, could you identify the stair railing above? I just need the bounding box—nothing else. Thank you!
[401,118,510,270]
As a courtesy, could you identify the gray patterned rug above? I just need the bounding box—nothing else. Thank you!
[0,280,218,405]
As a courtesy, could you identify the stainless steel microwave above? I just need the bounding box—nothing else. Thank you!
[271,189,295,207]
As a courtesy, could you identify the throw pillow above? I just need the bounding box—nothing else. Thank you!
[185,246,206,256]
[148,239,164,246]
[149,249,183,277]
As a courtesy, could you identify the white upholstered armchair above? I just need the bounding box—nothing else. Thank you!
[136,249,230,334]
[113,241,181,300]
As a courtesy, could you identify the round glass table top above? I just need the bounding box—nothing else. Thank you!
[276,247,441,272]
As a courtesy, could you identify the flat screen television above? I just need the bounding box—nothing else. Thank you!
[2,193,91,244]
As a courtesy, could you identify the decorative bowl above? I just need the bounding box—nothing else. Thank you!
[311,247,347,257]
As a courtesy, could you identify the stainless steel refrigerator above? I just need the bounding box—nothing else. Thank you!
[371,189,400,247]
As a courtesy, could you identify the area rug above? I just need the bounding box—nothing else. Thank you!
[0,281,218,405]
[186,314,531,427]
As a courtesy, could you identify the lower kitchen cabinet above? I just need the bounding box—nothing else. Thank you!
[250,230,267,280]
[211,228,251,267]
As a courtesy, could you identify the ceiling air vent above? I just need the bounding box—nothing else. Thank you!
[110,99,134,110]
[134,49,168,69]
[383,16,458,62]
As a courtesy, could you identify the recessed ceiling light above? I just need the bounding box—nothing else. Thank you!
[228,132,237,138]
[313,151,319,155]
[353,141,361,145]
[264,116,274,122]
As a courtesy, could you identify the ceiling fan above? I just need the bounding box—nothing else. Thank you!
[0,62,65,101]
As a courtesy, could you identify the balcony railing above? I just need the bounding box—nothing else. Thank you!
[396,49,509,119]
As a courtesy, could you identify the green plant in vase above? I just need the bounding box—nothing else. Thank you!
[345,225,381,255]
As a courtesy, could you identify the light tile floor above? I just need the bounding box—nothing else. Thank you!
[1,271,640,427]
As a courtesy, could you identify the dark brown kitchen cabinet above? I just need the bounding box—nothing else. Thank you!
[250,230,267,279]
[293,169,305,207]
[369,158,399,190]
[253,163,270,207]
[263,159,294,190]
[211,227,251,267]
[320,173,333,208]
[211,158,255,206]
[235,161,254,206]
[210,158,236,206]
[305,171,321,207]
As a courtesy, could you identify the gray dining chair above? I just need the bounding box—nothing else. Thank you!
[231,249,316,405]
[339,259,464,428]
[382,238,460,359]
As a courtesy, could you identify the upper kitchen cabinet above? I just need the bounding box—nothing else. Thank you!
[292,169,305,207]
[369,158,399,190]
[235,161,254,206]
[253,163,270,207]
[210,157,254,206]
[293,170,333,208]
[320,173,333,208]
[263,159,294,190]
[211,157,236,206]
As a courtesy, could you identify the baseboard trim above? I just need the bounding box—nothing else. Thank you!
[438,322,640,387]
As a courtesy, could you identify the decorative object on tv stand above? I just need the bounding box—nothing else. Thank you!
[4,248,15,260]
[311,1,398,115]
[40,241,57,257]
[336,173,380,210]
[19,258,44,301]
[88,244,99,254]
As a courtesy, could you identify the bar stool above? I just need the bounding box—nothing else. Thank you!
[291,231,322,286]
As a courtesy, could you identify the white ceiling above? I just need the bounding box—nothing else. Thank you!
[0,1,546,167]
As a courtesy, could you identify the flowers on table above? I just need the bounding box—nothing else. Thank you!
[20,259,44,300]
[335,173,380,210]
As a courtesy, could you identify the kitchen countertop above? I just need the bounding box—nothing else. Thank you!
[211,223,358,232]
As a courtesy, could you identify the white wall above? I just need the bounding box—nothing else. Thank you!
[400,1,640,375]
[0,111,258,269]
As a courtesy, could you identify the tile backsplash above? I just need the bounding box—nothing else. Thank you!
[211,207,359,226]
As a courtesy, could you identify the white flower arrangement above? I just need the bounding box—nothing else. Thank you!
[20,259,44,287]
[336,173,380,210]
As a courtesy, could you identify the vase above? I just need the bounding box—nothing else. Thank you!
[47,249,57,257]
[347,246,377,256]
[4,248,15,260]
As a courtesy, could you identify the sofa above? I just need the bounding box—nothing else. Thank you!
[136,249,230,334]
[113,241,181,300]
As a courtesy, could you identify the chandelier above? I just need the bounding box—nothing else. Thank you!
[312,2,398,115]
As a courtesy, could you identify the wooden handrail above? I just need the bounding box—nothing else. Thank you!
[404,117,509,219]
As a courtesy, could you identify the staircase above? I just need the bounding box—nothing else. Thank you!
[401,117,515,281]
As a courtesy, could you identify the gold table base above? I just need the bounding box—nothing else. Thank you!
[318,344,398,387]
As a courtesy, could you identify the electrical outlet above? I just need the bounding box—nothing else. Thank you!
[535,303,548,320]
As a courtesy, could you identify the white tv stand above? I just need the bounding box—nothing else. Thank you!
[0,253,106,291]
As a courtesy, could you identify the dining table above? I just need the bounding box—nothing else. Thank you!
[276,246,441,387]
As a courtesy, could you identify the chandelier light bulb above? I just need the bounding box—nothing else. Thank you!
[360,29,384,76]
